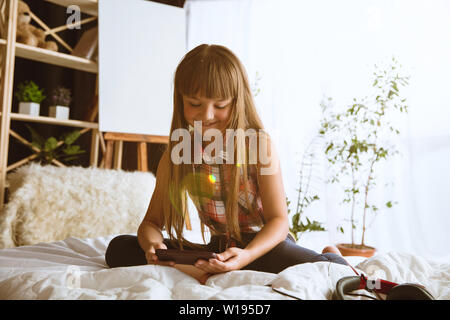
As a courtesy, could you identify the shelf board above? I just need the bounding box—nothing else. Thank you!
[45,0,98,16]
[0,39,98,73]
[4,112,98,129]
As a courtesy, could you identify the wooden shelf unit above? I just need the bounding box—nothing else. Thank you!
[0,0,100,209]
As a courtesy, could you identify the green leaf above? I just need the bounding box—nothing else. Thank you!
[44,137,58,152]
[325,143,334,154]
[392,81,398,92]
[63,145,85,155]
[386,201,393,208]
[31,142,42,150]
[25,125,45,148]
[62,130,81,145]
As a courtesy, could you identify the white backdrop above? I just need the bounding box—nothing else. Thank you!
[185,0,450,262]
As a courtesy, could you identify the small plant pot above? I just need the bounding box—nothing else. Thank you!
[49,105,69,120]
[18,102,40,116]
[336,243,376,257]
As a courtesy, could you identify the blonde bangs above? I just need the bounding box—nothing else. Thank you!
[175,45,238,100]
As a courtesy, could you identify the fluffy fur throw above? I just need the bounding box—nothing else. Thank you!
[0,163,156,248]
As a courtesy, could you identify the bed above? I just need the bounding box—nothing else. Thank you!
[0,233,448,300]
[0,164,448,300]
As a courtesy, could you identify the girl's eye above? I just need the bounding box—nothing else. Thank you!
[189,103,228,108]
[215,103,229,109]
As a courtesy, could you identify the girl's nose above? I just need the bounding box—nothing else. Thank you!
[200,105,215,121]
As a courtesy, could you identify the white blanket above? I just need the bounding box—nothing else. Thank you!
[0,234,448,300]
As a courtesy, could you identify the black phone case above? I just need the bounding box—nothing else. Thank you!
[155,249,217,265]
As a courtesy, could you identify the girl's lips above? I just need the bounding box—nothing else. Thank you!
[202,121,218,127]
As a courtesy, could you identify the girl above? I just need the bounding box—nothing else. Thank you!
[105,44,347,284]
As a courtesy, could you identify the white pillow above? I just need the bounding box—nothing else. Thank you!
[0,163,156,248]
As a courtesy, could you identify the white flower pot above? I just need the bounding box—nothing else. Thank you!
[49,105,69,120]
[18,102,40,116]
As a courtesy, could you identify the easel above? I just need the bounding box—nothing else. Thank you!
[102,132,168,171]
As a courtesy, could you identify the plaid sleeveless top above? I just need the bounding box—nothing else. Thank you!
[187,162,265,236]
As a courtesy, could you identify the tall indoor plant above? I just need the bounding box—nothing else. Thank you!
[319,57,410,256]
[289,135,326,242]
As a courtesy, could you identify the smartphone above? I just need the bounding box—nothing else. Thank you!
[155,249,217,265]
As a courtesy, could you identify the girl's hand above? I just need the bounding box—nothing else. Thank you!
[145,242,175,267]
[194,247,252,274]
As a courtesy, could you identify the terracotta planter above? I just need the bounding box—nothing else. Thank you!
[336,243,376,257]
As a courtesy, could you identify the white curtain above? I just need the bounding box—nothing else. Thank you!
[184,0,450,262]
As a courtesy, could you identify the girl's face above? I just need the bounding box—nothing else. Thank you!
[182,94,233,134]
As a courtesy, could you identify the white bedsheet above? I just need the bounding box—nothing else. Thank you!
[0,234,448,300]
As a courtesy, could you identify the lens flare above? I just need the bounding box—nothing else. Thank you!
[168,172,216,217]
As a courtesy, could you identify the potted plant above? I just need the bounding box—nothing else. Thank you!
[48,86,72,120]
[289,135,326,242]
[26,125,85,165]
[15,81,46,116]
[318,57,410,257]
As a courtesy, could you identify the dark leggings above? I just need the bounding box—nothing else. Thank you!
[105,233,348,273]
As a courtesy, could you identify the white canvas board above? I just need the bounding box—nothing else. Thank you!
[98,0,186,136]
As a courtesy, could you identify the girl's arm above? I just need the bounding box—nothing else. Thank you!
[241,137,289,261]
[195,137,289,272]
[138,149,211,282]
[137,149,173,264]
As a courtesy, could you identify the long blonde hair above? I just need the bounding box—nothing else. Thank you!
[163,44,266,248]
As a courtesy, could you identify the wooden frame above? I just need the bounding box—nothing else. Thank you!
[0,0,19,208]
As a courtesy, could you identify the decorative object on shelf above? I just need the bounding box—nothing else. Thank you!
[48,86,72,120]
[16,0,58,52]
[319,57,410,257]
[72,27,98,62]
[15,80,46,116]
[25,125,86,165]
